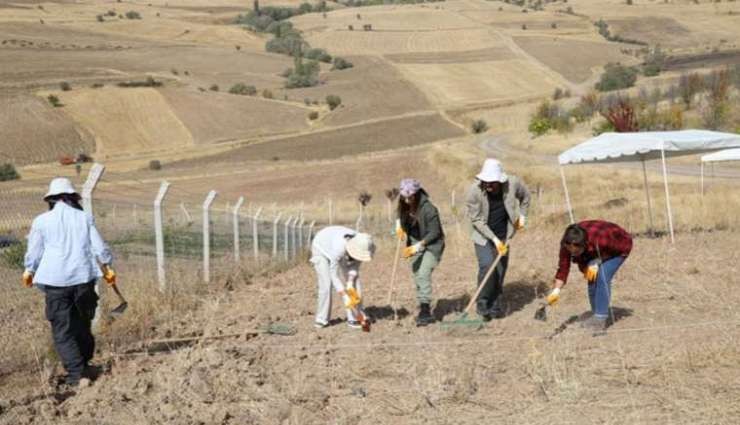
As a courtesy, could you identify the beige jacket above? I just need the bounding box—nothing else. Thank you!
[465,176,531,246]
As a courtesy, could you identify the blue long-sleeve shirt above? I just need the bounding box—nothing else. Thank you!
[24,202,113,286]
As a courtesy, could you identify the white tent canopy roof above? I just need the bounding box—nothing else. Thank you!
[558,130,740,165]
[701,148,740,163]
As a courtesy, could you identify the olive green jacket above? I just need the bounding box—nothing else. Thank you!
[400,191,445,259]
[465,176,531,246]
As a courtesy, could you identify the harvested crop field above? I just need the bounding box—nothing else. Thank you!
[396,59,560,107]
[169,113,465,166]
[304,27,501,55]
[276,56,433,126]
[513,36,634,83]
[161,88,310,144]
[292,5,477,32]
[0,94,94,165]
[384,46,514,64]
[58,87,193,156]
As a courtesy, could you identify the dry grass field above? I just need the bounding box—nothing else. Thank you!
[2,0,740,422]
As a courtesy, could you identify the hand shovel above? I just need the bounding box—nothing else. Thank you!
[109,283,128,318]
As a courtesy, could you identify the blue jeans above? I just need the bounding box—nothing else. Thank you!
[588,256,625,320]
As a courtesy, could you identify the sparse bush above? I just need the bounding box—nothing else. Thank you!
[529,100,572,136]
[171,68,179,75]
[0,240,25,269]
[553,87,565,100]
[348,25,354,31]
[308,111,319,120]
[96,14,105,22]
[60,81,71,91]
[678,72,704,107]
[0,163,20,182]
[47,95,61,107]
[326,94,342,110]
[471,119,488,134]
[528,117,551,136]
[235,45,241,51]
[117,76,162,87]
[551,22,557,29]
[642,45,666,77]
[125,10,142,19]
[262,89,274,99]
[595,63,637,91]
[149,160,162,171]
[91,83,104,88]
[107,10,116,16]
[209,84,219,91]
[332,57,353,70]
[305,48,332,63]
[229,83,257,95]
[285,58,320,89]
[521,24,527,30]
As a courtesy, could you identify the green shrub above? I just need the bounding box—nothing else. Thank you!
[595,63,637,91]
[117,76,162,87]
[0,163,19,181]
[332,57,353,70]
[47,95,62,107]
[308,111,319,120]
[262,89,274,99]
[229,83,257,95]
[149,160,162,170]
[96,14,105,22]
[125,10,142,19]
[642,46,666,77]
[60,81,71,91]
[209,84,219,91]
[471,119,488,134]
[0,240,25,270]
[285,59,320,88]
[305,48,332,63]
[528,117,551,136]
[326,94,342,110]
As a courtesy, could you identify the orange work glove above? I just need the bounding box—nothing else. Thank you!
[22,271,34,288]
[102,265,117,286]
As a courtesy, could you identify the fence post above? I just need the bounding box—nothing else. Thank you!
[154,181,170,292]
[81,163,104,328]
[298,215,305,253]
[284,216,293,261]
[291,216,298,259]
[81,163,105,217]
[307,220,316,246]
[253,207,263,262]
[202,190,217,283]
[272,212,283,259]
[233,196,244,262]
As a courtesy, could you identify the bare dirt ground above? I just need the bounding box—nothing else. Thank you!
[2,228,739,424]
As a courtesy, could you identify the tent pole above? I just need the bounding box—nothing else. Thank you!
[559,165,574,224]
[660,148,675,244]
[700,162,704,197]
[641,159,654,235]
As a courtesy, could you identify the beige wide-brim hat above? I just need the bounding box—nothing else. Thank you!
[346,233,375,262]
[44,177,78,200]
[476,158,508,183]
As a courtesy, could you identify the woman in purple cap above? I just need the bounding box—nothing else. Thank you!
[395,179,445,326]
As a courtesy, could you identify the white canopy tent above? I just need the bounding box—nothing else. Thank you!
[558,130,740,243]
[700,148,740,195]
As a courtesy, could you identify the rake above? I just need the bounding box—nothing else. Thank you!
[440,240,510,329]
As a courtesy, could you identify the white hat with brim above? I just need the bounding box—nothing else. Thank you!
[346,233,375,262]
[476,159,508,183]
[44,177,78,200]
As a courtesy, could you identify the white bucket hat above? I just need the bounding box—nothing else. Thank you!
[476,159,508,183]
[346,233,375,262]
[44,177,78,200]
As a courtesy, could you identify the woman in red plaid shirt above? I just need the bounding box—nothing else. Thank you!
[546,220,632,333]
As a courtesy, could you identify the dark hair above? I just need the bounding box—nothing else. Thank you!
[47,193,83,211]
[561,224,586,247]
[397,191,421,225]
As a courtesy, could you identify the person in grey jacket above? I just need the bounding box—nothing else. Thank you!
[465,159,530,320]
[396,179,445,326]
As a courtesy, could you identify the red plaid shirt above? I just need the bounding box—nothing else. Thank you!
[555,220,632,284]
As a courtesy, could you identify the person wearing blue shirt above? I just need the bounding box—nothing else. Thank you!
[22,178,115,387]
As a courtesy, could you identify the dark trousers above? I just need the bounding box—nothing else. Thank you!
[42,281,98,381]
[474,242,509,315]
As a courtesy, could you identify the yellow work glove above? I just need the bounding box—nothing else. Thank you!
[102,265,117,286]
[394,219,406,241]
[344,287,361,309]
[546,288,561,306]
[22,271,34,288]
[402,242,424,259]
[493,238,508,256]
[515,215,526,230]
[584,260,599,283]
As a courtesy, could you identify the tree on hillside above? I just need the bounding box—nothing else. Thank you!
[596,63,638,92]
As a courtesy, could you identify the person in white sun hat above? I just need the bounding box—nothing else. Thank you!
[309,226,375,329]
[22,177,115,388]
[465,158,530,321]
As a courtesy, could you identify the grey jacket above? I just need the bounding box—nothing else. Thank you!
[465,176,531,246]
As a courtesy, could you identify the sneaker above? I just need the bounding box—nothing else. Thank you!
[415,303,435,327]
[314,322,329,329]
[347,320,362,329]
